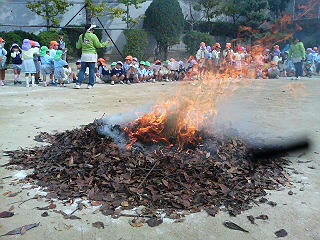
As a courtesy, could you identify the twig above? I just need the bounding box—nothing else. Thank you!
[1,176,12,180]
[137,160,159,189]
[8,196,38,207]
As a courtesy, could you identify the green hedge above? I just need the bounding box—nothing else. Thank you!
[182,31,215,55]
[123,29,148,61]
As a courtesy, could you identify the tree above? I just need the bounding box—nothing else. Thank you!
[193,0,221,23]
[85,0,107,24]
[241,0,269,28]
[267,0,292,19]
[109,0,147,29]
[27,0,73,30]
[143,0,185,60]
[220,0,244,38]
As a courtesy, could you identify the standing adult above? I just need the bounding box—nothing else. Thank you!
[288,36,306,80]
[75,24,109,89]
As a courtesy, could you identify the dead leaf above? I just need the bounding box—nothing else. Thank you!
[0,211,14,218]
[129,218,144,227]
[146,217,163,227]
[275,229,288,237]
[41,212,49,217]
[218,184,231,195]
[8,206,15,212]
[20,226,27,235]
[92,221,104,229]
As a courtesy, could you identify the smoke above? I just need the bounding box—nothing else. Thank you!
[98,104,154,150]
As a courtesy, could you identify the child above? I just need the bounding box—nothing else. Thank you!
[39,46,53,87]
[305,48,314,77]
[96,58,111,83]
[75,60,89,83]
[144,61,154,82]
[138,61,148,82]
[49,41,59,85]
[54,50,68,87]
[196,42,209,79]
[151,60,162,82]
[0,37,7,86]
[21,39,39,87]
[267,61,280,79]
[10,43,22,84]
[186,55,198,80]
[31,41,41,84]
[63,65,76,84]
[127,64,139,83]
[110,61,125,85]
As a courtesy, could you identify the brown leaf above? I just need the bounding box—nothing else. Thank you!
[8,192,20,198]
[162,179,169,188]
[8,206,15,212]
[146,217,163,227]
[129,218,144,227]
[92,221,105,229]
[20,226,27,235]
[218,184,231,195]
[274,229,288,237]
[41,212,49,217]
[0,211,14,218]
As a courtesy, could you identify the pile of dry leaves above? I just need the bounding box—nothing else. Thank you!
[4,120,291,218]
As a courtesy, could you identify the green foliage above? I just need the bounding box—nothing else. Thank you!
[85,0,107,24]
[267,0,292,19]
[1,30,40,62]
[37,31,59,47]
[27,0,73,28]
[143,0,185,59]
[109,0,147,29]
[193,0,221,22]
[182,31,215,55]
[123,29,148,60]
[197,21,240,38]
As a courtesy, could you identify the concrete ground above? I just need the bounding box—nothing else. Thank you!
[0,74,319,240]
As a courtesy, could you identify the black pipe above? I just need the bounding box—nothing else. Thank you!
[250,138,310,160]
[96,16,124,59]
[63,4,88,28]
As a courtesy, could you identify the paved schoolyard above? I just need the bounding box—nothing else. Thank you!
[0,76,319,239]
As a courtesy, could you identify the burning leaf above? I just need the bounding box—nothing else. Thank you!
[274,229,288,237]
[92,221,105,229]
[0,211,14,218]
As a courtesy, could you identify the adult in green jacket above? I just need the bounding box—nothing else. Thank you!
[288,36,306,80]
[75,24,109,89]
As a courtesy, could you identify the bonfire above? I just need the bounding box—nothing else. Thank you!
[4,75,292,220]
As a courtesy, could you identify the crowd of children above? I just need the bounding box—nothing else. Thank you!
[0,35,320,88]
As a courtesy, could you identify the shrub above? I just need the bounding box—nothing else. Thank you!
[197,21,240,38]
[37,31,59,47]
[123,29,148,61]
[182,31,215,55]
